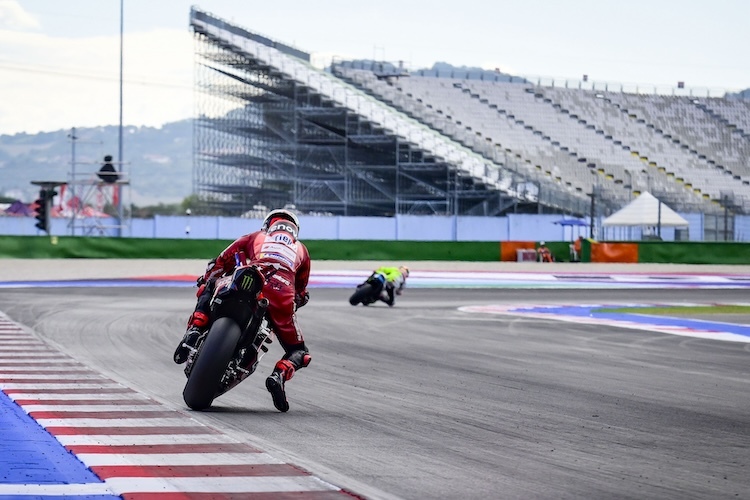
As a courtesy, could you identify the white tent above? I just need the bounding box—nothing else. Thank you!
[602,192,688,227]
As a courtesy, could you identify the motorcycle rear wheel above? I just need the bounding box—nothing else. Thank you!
[183,317,241,410]
[349,283,375,305]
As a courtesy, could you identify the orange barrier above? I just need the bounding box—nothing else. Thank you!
[500,241,536,261]
[590,242,639,263]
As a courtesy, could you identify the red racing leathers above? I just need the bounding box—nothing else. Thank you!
[196,227,311,355]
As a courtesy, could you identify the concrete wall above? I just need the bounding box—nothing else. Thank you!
[2,213,749,242]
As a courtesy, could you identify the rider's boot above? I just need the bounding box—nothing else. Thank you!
[266,359,294,412]
[379,287,395,307]
[173,311,209,364]
[266,350,311,412]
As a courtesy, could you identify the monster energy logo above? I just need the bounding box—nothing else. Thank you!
[240,274,255,290]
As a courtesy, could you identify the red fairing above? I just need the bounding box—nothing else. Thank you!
[206,231,309,287]
[203,230,311,348]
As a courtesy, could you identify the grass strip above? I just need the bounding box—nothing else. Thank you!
[597,305,750,315]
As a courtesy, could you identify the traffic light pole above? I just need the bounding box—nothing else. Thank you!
[31,181,65,235]
[33,151,130,237]
[69,127,77,235]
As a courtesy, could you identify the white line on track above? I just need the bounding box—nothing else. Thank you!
[0,354,76,359]
[55,434,242,446]
[37,418,200,427]
[78,452,284,466]
[1,383,126,389]
[0,366,92,372]
[0,346,59,351]
[21,405,170,412]
[0,476,342,496]
[0,374,109,380]
[0,483,114,496]
[103,476,339,494]
[5,392,147,400]
[0,355,82,367]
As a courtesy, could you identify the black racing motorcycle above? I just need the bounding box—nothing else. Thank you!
[181,261,276,410]
[349,271,387,306]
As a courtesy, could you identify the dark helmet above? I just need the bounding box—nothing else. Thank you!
[262,208,300,233]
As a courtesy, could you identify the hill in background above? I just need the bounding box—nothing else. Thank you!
[2,60,747,207]
[0,120,192,206]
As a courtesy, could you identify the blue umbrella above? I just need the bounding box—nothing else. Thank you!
[553,217,589,226]
[553,217,589,240]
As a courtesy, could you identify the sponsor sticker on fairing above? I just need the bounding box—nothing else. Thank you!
[259,241,298,269]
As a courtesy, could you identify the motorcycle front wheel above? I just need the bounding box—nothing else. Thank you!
[182,317,241,410]
[349,283,375,305]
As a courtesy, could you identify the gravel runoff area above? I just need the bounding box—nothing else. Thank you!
[1,258,750,281]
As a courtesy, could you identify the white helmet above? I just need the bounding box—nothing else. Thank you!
[262,209,300,233]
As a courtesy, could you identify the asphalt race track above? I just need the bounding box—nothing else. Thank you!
[0,284,748,499]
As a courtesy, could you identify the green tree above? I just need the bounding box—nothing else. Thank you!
[181,194,224,216]
[130,202,182,218]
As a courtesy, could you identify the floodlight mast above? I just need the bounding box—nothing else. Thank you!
[117,0,125,236]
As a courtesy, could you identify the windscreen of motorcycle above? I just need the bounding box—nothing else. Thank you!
[258,220,299,270]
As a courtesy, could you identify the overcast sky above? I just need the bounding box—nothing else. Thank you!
[1,0,748,136]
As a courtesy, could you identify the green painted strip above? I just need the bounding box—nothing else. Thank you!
[597,305,750,315]
[0,236,227,259]
[0,236,500,261]
[2,236,750,264]
[305,240,499,261]
[637,241,750,264]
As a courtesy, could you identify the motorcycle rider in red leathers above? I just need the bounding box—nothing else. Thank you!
[173,208,311,412]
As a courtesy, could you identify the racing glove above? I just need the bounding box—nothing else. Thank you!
[294,290,310,309]
[196,258,218,297]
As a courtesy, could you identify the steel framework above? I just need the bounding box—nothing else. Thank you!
[190,9,550,217]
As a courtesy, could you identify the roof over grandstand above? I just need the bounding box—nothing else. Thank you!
[602,192,688,227]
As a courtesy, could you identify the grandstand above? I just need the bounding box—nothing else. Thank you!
[189,8,748,222]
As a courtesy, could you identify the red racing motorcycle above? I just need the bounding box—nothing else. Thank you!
[181,261,276,410]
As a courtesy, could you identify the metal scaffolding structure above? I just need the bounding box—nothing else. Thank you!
[53,128,131,236]
[64,174,130,236]
[190,9,567,217]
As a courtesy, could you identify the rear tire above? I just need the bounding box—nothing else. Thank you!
[349,284,375,305]
[183,317,241,410]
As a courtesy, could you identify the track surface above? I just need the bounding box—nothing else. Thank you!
[1,286,749,499]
